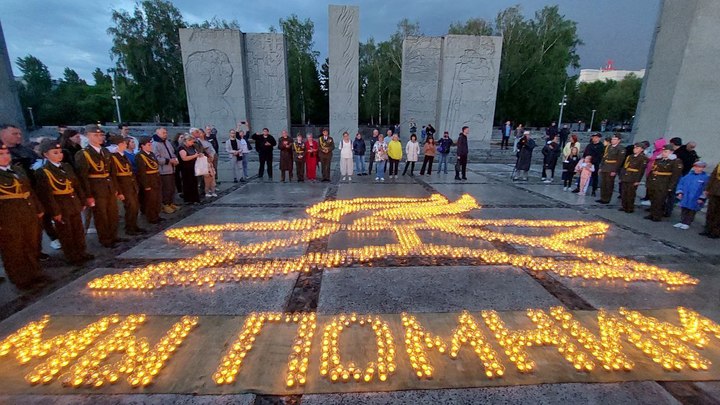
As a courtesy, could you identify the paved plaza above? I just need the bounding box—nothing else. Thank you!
[0,161,719,404]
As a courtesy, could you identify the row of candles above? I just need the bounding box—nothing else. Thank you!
[1,307,718,387]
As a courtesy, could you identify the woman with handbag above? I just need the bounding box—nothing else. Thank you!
[177,134,202,203]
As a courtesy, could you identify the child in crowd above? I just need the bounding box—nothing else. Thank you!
[562,146,580,191]
[574,156,595,195]
[674,161,709,229]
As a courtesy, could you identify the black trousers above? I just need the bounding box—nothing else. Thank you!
[705,196,720,236]
[455,155,467,178]
[620,182,638,212]
[420,156,434,175]
[542,158,558,179]
[500,136,510,149]
[388,158,399,175]
[402,161,416,175]
[160,174,175,205]
[368,152,375,175]
[259,154,273,178]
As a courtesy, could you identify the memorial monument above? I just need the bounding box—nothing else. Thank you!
[400,35,502,143]
[179,29,290,136]
[328,5,359,138]
[632,0,720,166]
[0,20,25,128]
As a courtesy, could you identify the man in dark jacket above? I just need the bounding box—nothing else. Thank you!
[251,128,277,180]
[545,122,558,142]
[454,126,469,181]
[558,124,570,148]
[582,133,604,196]
[674,142,699,176]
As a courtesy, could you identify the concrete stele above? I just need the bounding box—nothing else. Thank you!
[328,5,359,138]
[633,0,720,167]
[0,20,25,128]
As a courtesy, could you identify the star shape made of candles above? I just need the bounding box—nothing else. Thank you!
[87,194,698,291]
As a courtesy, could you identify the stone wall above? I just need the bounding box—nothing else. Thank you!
[633,0,720,166]
[179,29,290,137]
[0,21,25,128]
[328,5,359,138]
[400,35,502,144]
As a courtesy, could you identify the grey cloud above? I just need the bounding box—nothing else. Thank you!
[1,0,659,82]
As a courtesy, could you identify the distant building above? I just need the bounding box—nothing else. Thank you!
[579,60,644,83]
[579,68,645,83]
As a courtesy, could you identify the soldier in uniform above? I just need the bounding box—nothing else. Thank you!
[74,124,124,247]
[136,136,162,224]
[318,128,335,182]
[293,133,306,182]
[108,135,144,235]
[34,140,94,265]
[700,163,720,239]
[0,142,47,289]
[618,143,648,213]
[596,133,626,204]
[645,145,682,222]
[277,130,294,182]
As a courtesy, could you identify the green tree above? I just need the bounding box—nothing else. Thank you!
[278,15,325,125]
[16,55,52,126]
[448,18,493,36]
[358,19,420,126]
[108,0,187,123]
[449,5,581,125]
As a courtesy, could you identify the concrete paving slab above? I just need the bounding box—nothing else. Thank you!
[469,208,684,257]
[213,181,329,205]
[317,266,561,314]
[301,382,679,405]
[0,267,296,335]
[119,207,308,259]
[588,208,717,256]
[336,183,431,199]
[551,261,720,320]
[432,183,552,206]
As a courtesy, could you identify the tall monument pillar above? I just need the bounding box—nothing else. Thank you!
[633,0,720,166]
[0,21,25,128]
[328,5,359,138]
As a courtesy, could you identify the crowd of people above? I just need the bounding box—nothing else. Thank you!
[2,118,717,290]
[511,125,719,238]
[0,121,474,290]
[226,123,471,182]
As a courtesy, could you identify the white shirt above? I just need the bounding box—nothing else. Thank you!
[339,139,353,158]
[90,144,102,154]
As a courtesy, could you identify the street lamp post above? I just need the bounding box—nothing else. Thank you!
[27,107,35,128]
[110,72,122,124]
[589,109,596,132]
[557,94,567,128]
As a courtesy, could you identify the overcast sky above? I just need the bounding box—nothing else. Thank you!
[1,0,660,83]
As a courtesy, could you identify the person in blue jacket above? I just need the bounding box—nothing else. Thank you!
[674,161,710,230]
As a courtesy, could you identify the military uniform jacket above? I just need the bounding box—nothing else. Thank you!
[600,144,626,173]
[647,158,682,191]
[110,152,138,195]
[292,141,306,162]
[319,136,335,158]
[136,151,161,191]
[620,153,648,183]
[0,166,43,223]
[74,146,117,200]
[706,164,720,197]
[34,162,85,218]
